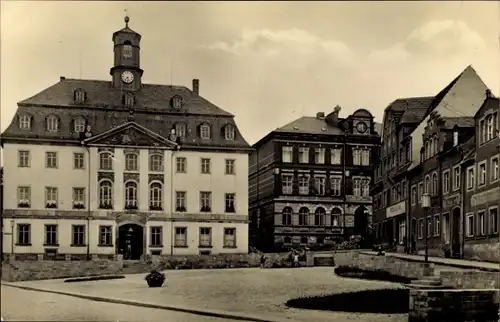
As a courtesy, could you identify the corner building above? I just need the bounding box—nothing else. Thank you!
[1,17,252,260]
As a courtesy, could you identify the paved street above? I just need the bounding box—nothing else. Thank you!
[6,267,407,322]
[0,285,234,321]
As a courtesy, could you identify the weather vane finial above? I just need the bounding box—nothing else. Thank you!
[124,9,129,27]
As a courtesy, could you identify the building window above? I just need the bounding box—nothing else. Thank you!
[466,213,474,237]
[125,181,138,209]
[330,177,341,196]
[433,215,440,236]
[331,208,341,226]
[99,180,113,209]
[225,193,236,213]
[282,207,292,225]
[175,123,186,138]
[74,118,86,132]
[466,166,475,189]
[418,219,424,239]
[424,176,430,194]
[45,187,58,208]
[200,124,211,139]
[45,152,58,168]
[73,153,85,169]
[478,211,486,236]
[18,150,30,167]
[314,176,326,195]
[99,152,113,170]
[99,226,112,246]
[16,186,31,208]
[224,125,236,140]
[200,191,211,212]
[175,227,187,247]
[123,93,135,108]
[361,149,370,166]
[149,154,163,172]
[361,179,370,197]
[453,167,460,190]
[353,178,361,196]
[478,162,486,186]
[314,148,325,164]
[149,227,162,246]
[282,146,293,163]
[491,157,499,182]
[225,159,235,175]
[172,96,182,109]
[399,220,406,244]
[199,228,212,247]
[122,43,133,58]
[453,131,459,146]
[331,148,342,164]
[282,174,293,194]
[353,149,361,165]
[402,180,407,198]
[125,153,138,171]
[298,207,309,226]
[149,182,163,210]
[42,225,57,246]
[175,191,186,212]
[486,114,494,141]
[46,115,59,132]
[298,147,309,163]
[432,173,438,196]
[411,186,417,205]
[490,207,498,234]
[223,228,236,247]
[176,157,186,173]
[314,207,326,226]
[201,158,211,174]
[17,224,31,245]
[19,114,31,129]
[298,175,309,195]
[72,225,85,246]
[73,188,85,209]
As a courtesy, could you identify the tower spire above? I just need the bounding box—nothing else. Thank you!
[124,9,129,27]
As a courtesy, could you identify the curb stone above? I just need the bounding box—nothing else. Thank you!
[1,283,295,322]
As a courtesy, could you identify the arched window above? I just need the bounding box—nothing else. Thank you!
[149,182,163,210]
[99,180,113,209]
[149,154,163,172]
[433,135,439,154]
[425,175,431,194]
[200,123,211,139]
[298,207,309,226]
[125,181,138,209]
[74,117,86,133]
[125,153,138,171]
[315,207,326,226]
[46,115,59,132]
[224,125,236,140]
[19,115,31,130]
[432,173,438,196]
[99,152,113,170]
[331,208,342,227]
[282,207,292,226]
[429,138,434,157]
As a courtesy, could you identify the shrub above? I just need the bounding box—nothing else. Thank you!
[145,270,166,287]
[334,265,415,284]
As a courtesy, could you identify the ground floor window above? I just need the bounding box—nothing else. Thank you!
[398,220,406,244]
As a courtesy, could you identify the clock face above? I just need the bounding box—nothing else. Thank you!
[356,121,368,134]
[121,71,134,84]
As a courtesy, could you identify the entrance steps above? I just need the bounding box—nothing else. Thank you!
[121,260,154,275]
[406,276,447,289]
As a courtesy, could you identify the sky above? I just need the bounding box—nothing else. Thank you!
[1,1,499,145]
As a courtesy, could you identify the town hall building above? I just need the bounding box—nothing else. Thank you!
[1,17,252,260]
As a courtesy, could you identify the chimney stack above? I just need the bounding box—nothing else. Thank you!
[192,79,199,95]
[60,76,66,81]
[485,89,492,98]
[316,112,325,119]
[325,105,341,126]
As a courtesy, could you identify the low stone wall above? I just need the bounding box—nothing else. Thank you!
[409,289,499,322]
[440,270,500,291]
[2,259,123,282]
[464,240,500,263]
[334,251,433,279]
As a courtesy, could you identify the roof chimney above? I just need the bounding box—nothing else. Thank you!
[316,112,325,119]
[192,79,199,95]
[485,89,492,98]
[325,105,341,126]
[60,76,66,81]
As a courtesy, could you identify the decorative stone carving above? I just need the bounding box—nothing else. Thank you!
[124,173,139,182]
[98,147,115,153]
[148,174,164,183]
[98,172,114,182]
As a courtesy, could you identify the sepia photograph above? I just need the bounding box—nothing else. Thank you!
[0,1,499,321]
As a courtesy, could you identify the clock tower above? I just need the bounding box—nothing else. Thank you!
[110,16,143,91]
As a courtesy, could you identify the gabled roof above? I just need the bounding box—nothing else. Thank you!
[275,116,345,136]
[474,97,499,119]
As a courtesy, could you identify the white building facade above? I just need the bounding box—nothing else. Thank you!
[1,17,251,260]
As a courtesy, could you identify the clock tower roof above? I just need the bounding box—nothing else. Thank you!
[112,15,141,41]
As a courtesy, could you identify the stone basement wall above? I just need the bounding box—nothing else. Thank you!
[333,251,434,279]
[463,240,500,263]
[409,289,499,322]
[2,258,123,282]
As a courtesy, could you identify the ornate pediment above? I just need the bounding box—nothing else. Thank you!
[114,212,149,225]
[84,122,177,149]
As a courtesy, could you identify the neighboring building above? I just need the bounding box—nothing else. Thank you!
[0,167,3,260]
[249,107,381,251]
[372,65,491,250]
[0,17,252,260]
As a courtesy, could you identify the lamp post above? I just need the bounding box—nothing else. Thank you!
[421,193,431,273]
[10,220,14,257]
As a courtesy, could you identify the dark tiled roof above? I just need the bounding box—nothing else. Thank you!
[474,97,500,119]
[385,97,434,124]
[275,116,345,135]
[441,117,475,129]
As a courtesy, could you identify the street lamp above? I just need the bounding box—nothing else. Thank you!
[10,220,14,257]
[421,193,431,274]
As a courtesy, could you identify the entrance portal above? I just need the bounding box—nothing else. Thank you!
[118,224,144,260]
[354,206,369,237]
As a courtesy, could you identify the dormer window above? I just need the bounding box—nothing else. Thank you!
[19,115,31,130]
[453,131,459,146]
[200,123,211,140]
[224,125,236,140]
[174,123,186,138]
[122,41,133,58]
[171,95,183,109]
[73,89,86,104]
[46,115,60,132]
[74,118,86,133]
[122,93,135,108]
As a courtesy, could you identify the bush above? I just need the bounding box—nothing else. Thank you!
[334,265,415,284]
[286,288,410,314]
[145,270,166,287]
